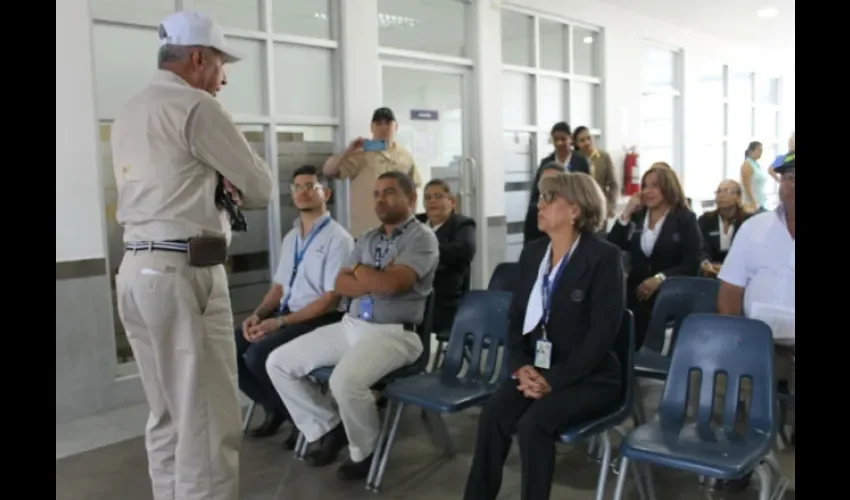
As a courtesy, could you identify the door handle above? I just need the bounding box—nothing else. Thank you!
[461,156,477,215]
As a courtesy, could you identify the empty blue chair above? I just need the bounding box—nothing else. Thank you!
[365,290,513,492]
[636,277,719,380]
[487,261,520,293]
[292,293,435,459]
[557,310,635,500]
[613,314,787,500]
[430,262,518,371]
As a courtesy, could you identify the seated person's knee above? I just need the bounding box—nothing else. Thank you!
[329,368,370,399]
[265,344,298,377]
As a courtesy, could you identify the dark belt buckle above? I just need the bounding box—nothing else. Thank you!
[187,236,228,267]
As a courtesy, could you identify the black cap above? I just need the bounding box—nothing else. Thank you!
[372,107,396,123]
[775,152,795,174]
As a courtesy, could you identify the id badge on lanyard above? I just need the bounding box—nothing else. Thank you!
[280,217,331,312]
[359,239,390,321]
[534,247,572,370]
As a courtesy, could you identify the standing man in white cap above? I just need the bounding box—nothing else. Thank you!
[111,11,273,500]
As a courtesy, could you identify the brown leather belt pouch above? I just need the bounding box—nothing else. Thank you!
[187,236,228,267]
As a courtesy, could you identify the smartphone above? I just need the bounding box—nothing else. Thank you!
[362,139,386,152]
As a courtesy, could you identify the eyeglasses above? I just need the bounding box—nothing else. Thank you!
[715,188,740,195]
[539,191,559,204]
[290,183,323,193]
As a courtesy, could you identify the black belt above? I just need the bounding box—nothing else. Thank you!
[125,240,189,253]
[403,322,415,332]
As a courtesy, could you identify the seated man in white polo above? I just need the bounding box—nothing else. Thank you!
[236,165,353,444]
[266,171,438,481]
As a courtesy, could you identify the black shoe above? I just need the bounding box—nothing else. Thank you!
[248,409,286,438]
[281,428,299,451]
[337,454,373,481]
[305,424,348,468]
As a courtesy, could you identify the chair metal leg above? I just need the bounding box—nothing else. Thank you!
[242,401,256,435]
[632,380,647,425]
[370,402,407,492]
[755,464,772,500]
[428,412,457,457]
[639,462,658,500]
[612,457,630,500]
[587,435,598,461]
[593,432,613,500]
[293,432,307,460]
[366,400,398,491]
[430,341,446,372]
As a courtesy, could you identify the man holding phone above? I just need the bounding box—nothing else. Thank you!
[322,107,422,236]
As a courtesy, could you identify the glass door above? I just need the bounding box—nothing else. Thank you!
[379,63,477,221]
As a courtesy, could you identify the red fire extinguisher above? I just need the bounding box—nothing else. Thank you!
[623,147,640,196]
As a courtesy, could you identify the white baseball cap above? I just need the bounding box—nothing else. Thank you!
[158,11,243,63]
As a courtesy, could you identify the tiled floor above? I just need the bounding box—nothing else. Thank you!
[56,406,795,500]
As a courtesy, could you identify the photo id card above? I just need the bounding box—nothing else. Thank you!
[534,339,552,370]
[359,297,374,321]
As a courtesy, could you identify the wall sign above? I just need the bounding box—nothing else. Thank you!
[410,109,439,121]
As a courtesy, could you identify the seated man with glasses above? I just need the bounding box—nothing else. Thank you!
[235,165,354,446]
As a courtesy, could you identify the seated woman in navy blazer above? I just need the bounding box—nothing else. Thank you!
[697,179,751,278]
[608,162,702,348]
[463,172,625,500]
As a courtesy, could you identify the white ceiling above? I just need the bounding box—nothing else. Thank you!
[598,0,795,51]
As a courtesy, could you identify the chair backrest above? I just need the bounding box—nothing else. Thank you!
[410,292,435,372]
[615,310,636,412]
[487,262,520,293]
[659,313,776,434]
[643,277,720,353]
[440,290,513,383]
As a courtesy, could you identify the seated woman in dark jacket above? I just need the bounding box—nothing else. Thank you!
[697,179,751,278]
[464,172,624,500]
[415,179,476,333]
[523,121,591,244]
[608,162,702,348]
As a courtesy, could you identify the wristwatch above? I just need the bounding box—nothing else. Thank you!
[654,272,666,283]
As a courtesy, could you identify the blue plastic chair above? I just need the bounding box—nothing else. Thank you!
[636,277,720,380]
[365,290,513,492]
[431,262,518,371]
[613,314,788,500]
[292,293,434,459]
[557,310,635,500]
[487,262,520,293]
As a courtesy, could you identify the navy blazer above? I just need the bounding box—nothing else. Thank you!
[607,207,702,290]
[415,212,476,331]
[697,209,750,264]
[507,234,624,390]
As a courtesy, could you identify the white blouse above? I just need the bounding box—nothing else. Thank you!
[522,238,581,335]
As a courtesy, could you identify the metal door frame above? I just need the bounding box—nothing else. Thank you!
[377,59,480,228]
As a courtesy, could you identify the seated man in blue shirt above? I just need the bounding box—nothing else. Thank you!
[266,171,438,481]
[236,165,353,443]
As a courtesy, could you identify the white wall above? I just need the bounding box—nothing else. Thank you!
[56,0,107,262]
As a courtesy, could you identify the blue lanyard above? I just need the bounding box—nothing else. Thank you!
[541,246,575,331]
[280,217,331,311]
[373,218,416,268]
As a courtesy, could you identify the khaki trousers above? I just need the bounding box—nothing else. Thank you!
[116,251,241,500]
[266,314,423,462]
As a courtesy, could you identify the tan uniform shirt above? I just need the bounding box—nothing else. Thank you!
[336,143,421,236]
[112,70,273,244]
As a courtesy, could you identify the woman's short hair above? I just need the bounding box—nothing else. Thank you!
[424,178,453,194]
[642,163,688,211]
[538,172,607,233]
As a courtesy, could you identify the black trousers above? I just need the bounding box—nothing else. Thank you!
[234,310,343,415]
[463,377,621,500]
[627,288,655,350]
